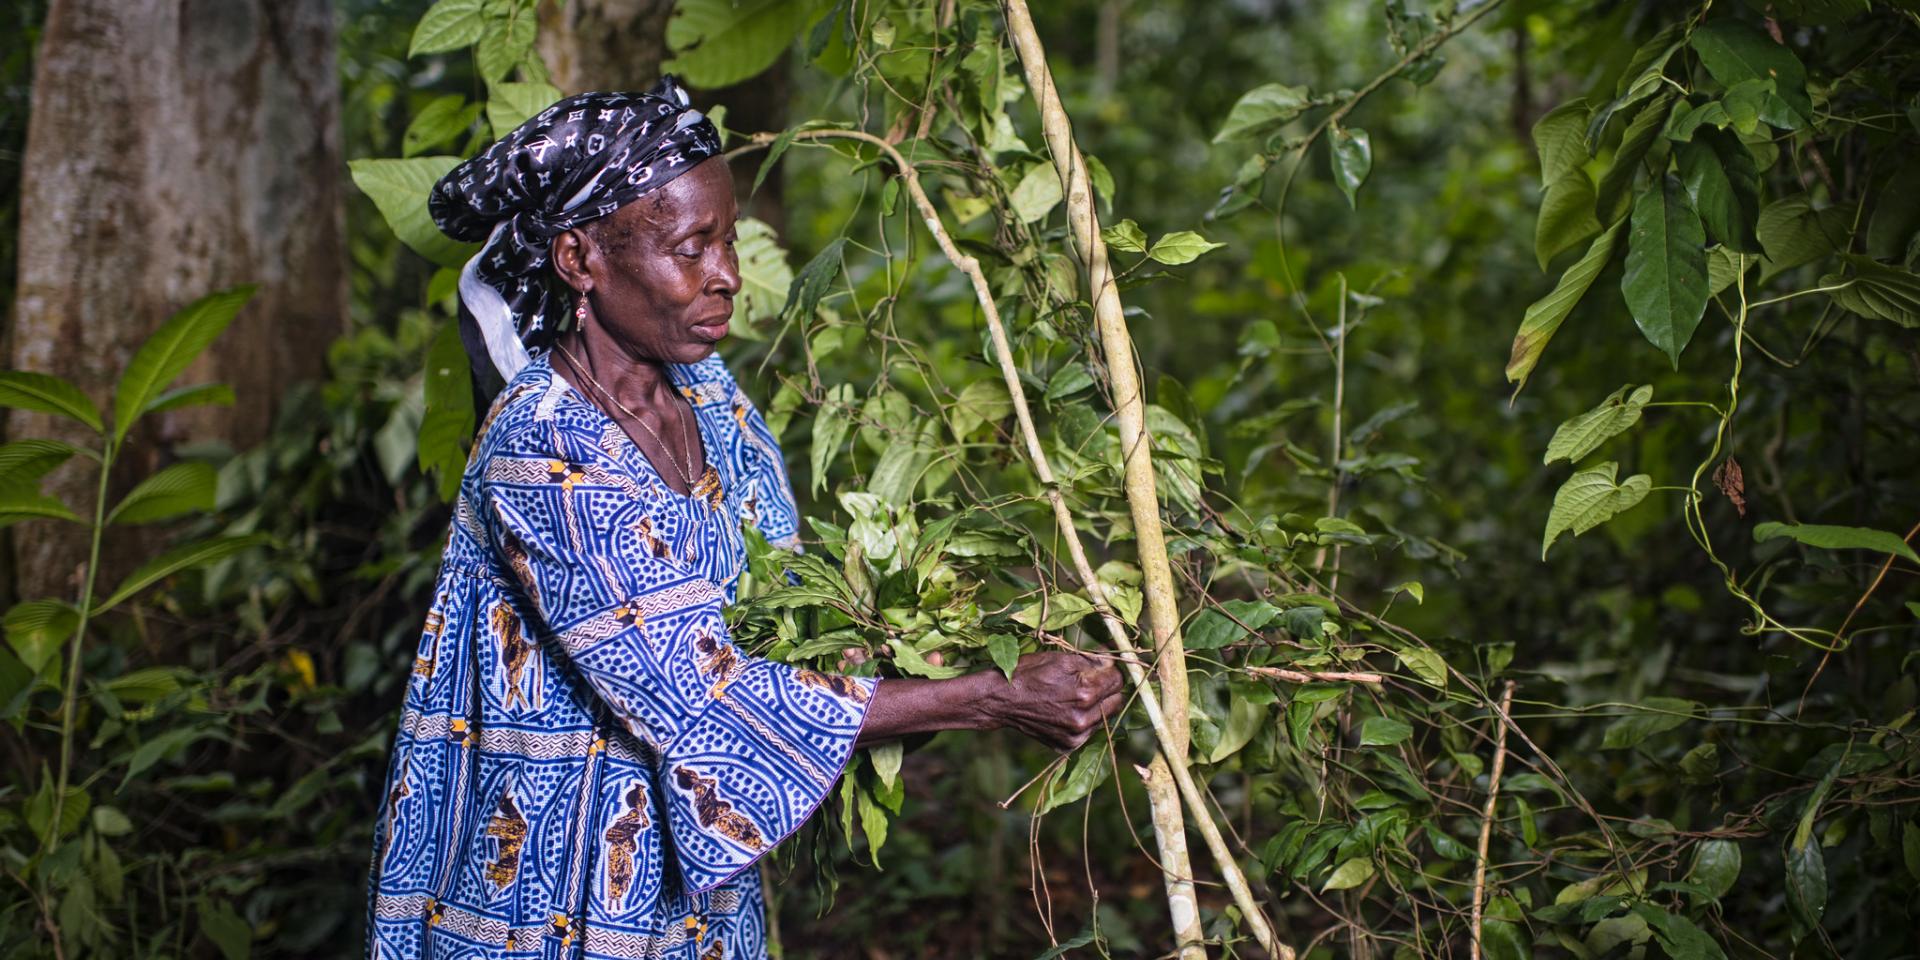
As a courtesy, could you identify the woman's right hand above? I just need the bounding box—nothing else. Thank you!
[985,650,1127,751]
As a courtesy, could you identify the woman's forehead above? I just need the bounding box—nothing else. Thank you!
[624,158,736,228]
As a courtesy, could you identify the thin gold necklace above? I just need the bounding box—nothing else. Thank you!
[554,342,700,487]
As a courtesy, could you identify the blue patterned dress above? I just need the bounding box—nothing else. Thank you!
[366,354,875,959]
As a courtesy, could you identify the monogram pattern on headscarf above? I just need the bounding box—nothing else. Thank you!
[430,76,722,373]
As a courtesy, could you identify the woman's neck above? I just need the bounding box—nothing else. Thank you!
[558,325,678,413]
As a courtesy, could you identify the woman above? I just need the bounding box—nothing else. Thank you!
[365,77,1125,960]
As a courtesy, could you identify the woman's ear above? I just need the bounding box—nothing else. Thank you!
[551,227,595,295]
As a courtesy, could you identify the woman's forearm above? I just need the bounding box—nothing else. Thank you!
[854,672,1004,746]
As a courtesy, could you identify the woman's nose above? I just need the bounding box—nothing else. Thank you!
[708,248,740,298]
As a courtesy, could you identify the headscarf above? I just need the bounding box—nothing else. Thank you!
[430,75,723,390]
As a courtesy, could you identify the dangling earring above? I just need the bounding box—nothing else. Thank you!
[575,293,589,324]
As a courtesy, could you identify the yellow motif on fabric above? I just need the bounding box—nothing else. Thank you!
[795,668,872,705]
[492,601,535,709]
[484,790,527,890]
[603,782,651,908]
[413,610,446,677]
[672,766,766,851]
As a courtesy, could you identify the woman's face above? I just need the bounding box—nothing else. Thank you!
[556,155,741,366]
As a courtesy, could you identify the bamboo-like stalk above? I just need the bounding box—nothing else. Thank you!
[999,3,1286,955]
[1470,682,1517,960]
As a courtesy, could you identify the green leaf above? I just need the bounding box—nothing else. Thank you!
[1595,91,1677,224]
[1600,696,1698,750]
[949,379,1012,439]
[1753,522,1920,564]
[0,439,79,491]
[114,286,254,443]
[1394,645,1447,689]
[486,81,562,135]
[1213,83,1311,143]
[0,489,81,527]
[1687,839,1742,900]
[1757,196,1843,278]
[1542,461,1653,558]
[198,897,252,960]
[402,94,481,158]
[409,0,486,56]
[1629,903,1728,960]
[418,321,475,502]
[1329,126,1372,208]
[95,534,271,615]
[1480,919,1530,960]
[348,157,479,269]
[1010,163,1064,223]
[106,462,216,525]
[886,635,963,679]
[1039,745,1112,814]
[1544,385,1652,464]
[1825,255,1920,328]
[1012,592,1095,631]
[0,371,103,432]
[475,7,536,85]
[1902,821,1920,882]
[1623,176,1709,367]
[1507,219,1626,390]
[25,779,90,840]
[665,0,822,89]
[810,383,853,495]
[784,235,848,326]
[1784,834,1827,930]
[1101,218,1147,254]
[1201,695,1256,763]
[1185,600,1280,650]
[5,600,78,674]
[1359,716,1412,747]
[1678,131,1760,252]
[1320,856,1374,892]
[1536,171,1601,270]
[1533,98,1592,184]
[1044,362,1094,402]
[869,741,902,791]
[1146,231,1225,266]
[141,383,236,418]
[987,634,1021,682]
[733,217,794,338]
[92,805,133,837]
[1691,20,1811,123]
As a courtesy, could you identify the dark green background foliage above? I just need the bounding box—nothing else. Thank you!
[3,0,1918,957]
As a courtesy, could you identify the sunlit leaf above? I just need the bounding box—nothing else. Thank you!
[1101,218,1147,254]
[1039,745,1111,814]
[1212,83,1312,143]
[107,461,216,525]
[95,535,272,615]
[402,94,482,158]
[665,0,823,89]
[485,81,562,135]
[0,371,102,433]
[1146,231,1225,266]
[409,0,485,56]
[349,157,478,269]
[1544,385,1652,465]
[1753,521,1920,564]
[1507,220,1625,391]
[1542,461,1652,558]
[1329,126,1372,208]
[1320,856,1374,892]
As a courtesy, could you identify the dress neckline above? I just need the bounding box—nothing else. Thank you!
[538,353,722,507]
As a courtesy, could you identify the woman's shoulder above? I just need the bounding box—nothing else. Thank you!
[472,358,615,465]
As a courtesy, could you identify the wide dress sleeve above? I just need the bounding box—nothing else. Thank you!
[480,394,875,895]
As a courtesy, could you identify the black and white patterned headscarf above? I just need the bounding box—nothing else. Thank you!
[430,75,722,387]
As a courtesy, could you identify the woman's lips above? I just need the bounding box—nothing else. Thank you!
[691,317,730,341]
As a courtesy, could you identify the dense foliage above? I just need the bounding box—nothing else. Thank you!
[2,0,1917,958]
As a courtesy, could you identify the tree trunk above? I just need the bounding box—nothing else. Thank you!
[7,0,344,600]
[536,0,788,228]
